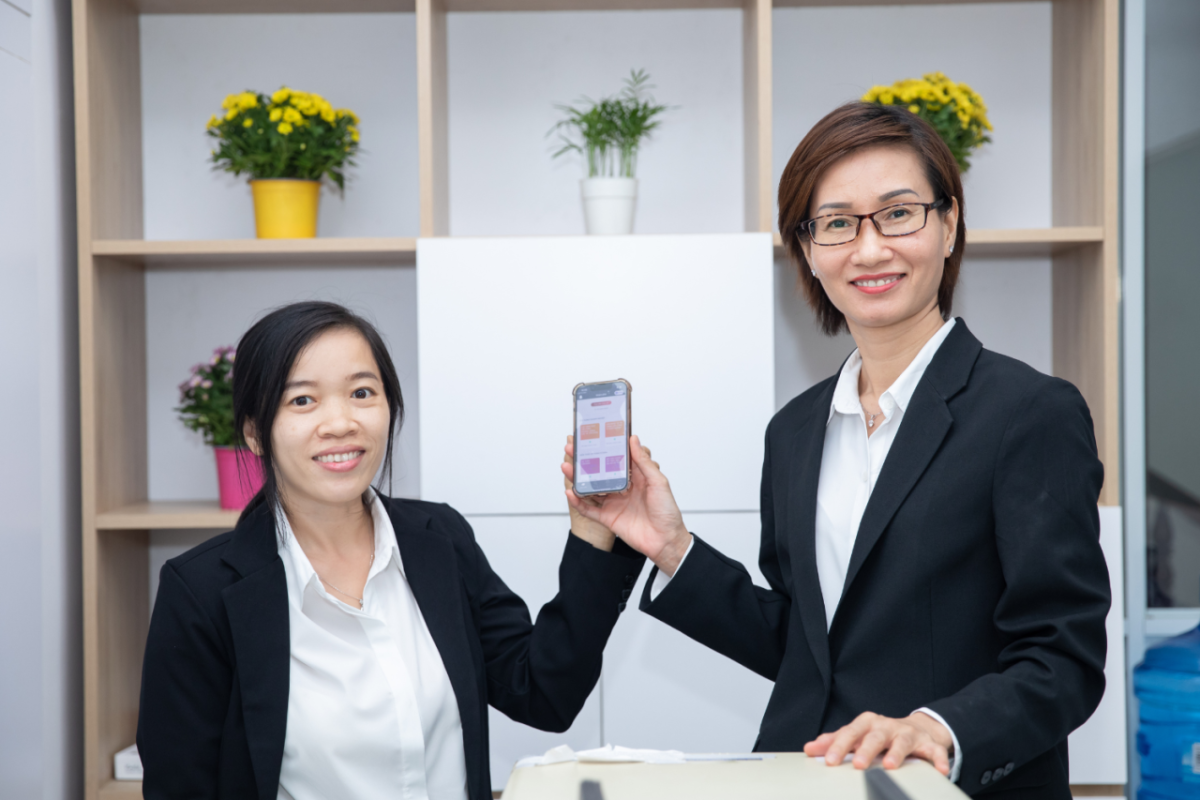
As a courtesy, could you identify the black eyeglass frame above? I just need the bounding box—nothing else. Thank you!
[797,197,948,246]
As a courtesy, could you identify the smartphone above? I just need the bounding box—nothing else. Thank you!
[572,379,632,496]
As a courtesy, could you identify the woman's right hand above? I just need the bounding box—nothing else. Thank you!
[561,434,692,576]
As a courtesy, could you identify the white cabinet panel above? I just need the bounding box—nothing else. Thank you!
[0,2,31,63]
[467,514,607,789]
[418,234,775,516]
[1069,505,1127,784]
[603,512,775,753]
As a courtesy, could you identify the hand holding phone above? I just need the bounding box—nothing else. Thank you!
[563,381,692,575]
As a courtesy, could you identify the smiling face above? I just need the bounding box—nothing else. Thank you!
[260,327,391,513]
[799,145,958,336]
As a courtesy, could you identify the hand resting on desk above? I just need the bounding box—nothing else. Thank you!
[805,711,953,777]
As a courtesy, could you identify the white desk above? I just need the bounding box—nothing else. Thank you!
[500,753,971,800]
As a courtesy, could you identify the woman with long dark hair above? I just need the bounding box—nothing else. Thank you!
[137,301,644,800]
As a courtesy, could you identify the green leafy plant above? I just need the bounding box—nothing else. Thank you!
[206,87,361,189]
[550,70,672,178]
[176,347,238,448]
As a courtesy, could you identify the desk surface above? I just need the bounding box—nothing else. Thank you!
[501,753,970,800]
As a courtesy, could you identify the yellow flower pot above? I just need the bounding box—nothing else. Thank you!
[250,179,320,238]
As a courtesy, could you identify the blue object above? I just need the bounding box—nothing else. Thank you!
[1135,623,1200,800]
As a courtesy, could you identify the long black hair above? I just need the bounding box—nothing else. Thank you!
[233,301,404,525]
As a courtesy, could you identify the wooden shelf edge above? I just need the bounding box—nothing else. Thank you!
[92,237,418,265]
[98,779,142,799]
[771,227,1105,256]
[96,501,241,531]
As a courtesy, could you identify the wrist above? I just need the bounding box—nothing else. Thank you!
[652,529,692,577]
[908,712,953,752]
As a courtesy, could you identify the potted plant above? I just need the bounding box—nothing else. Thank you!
[176,346,264,510]
[862,72,992,173]
[205,87,361,238]
[551,70,671,235]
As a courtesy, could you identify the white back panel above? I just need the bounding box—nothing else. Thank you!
[417,234,775,514]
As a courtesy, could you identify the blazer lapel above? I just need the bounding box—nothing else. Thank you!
[219,503,291,800]
[789,379,837,692]
[835,321,982,618]
[385,499,486,799]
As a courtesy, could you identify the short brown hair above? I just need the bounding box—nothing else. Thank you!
[778,102,966,336]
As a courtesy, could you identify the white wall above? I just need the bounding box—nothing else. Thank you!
[446,9,744,236]
[773,2,1052,231]
[0,0,81,797]
[140,13,420,240]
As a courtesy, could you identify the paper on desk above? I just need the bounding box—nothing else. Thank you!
[516,744,688,768]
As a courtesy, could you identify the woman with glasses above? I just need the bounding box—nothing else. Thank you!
[564,102,1110,800]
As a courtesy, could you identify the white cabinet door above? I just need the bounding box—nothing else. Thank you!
[1068,506,1128,785]
[467,514,605,790]
[417,234,775,516]
[602,511,775,753]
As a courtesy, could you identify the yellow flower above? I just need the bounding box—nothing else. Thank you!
[277,122,293,135]
[283,107,303,124]
[272,87,291,103]
[269,107,282,122]
[349,126,360,142]
[908,104,919,114]
[225,108,238,121]
[243,117,254,128]
[320,108,335,123]
[206,114,220,129]
[238,92,258,110]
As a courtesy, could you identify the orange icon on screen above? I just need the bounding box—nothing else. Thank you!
[605,421,625,438]
[580,424,601,440]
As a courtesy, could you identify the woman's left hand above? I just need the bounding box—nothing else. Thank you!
[563,435,617,552]
[804,712,953,776]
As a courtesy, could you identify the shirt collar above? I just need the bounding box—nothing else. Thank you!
[275,488,402,609]
[827,318,957,425]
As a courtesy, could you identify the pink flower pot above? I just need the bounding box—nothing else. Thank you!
[214,447,265,510]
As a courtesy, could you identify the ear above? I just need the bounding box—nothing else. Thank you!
[942,197,960,257]
[798,234,814,276]
[242,420,263,456]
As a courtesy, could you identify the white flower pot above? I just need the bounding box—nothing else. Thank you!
[581,177,638,235]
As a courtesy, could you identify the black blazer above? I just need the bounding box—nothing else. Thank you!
[641,320,1110,800]
[137,496,645,800]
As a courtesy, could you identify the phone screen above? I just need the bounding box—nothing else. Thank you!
[573,380,630,495]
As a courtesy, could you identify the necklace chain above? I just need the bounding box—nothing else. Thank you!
[318,551,376,609]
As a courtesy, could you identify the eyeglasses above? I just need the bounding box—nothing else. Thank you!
[798,197,946,246]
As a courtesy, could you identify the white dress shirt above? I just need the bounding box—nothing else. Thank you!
[651,318,962,782]
[276,490,468,800]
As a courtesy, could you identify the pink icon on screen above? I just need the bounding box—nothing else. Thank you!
[580,458,601,475]
[605,455,625,472]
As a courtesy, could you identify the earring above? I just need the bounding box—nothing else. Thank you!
[949,245,955,255]
[810,270,817,277]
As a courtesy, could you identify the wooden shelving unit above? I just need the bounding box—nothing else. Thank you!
[73,0,1121,797]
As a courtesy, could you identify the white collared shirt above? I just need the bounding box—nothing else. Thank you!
[275,490,468,800]
[651,318,962,781]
